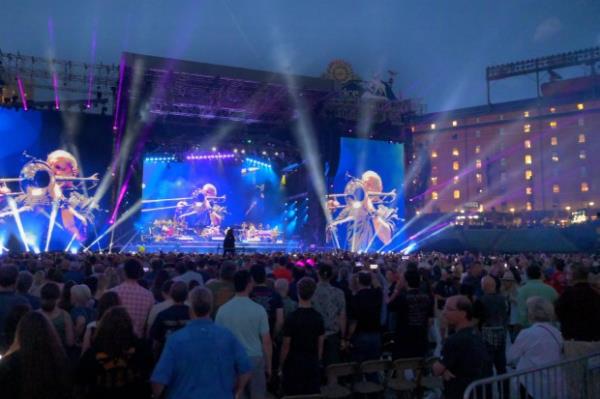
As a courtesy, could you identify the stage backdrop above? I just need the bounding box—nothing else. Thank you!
[141,157,285,231]
[330,137,405,252]
[0,108,113,251]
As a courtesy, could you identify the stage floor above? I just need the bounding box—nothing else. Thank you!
[126,240,302,254]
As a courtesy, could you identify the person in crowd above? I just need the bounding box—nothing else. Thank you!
[223,228,236,255]
[152,286,252,399]
[173,259,204,287]
[274,278,297,320]
[311,262,346,366]
[0,265,29,351]
[150,281,190,357]
[272,257,292,282]
[347,271,383,367]
[147,279,174,334]
[460,261,485,300]
[150,269,171,303]
[70,284,96,345]
[433,295,493,399]
[3,303,31,352]
[216,270,272,399]
[16,271,40,310]
[81,291,121,354]
[111,258,155,337]
[508,296,564,399]
[279,277,325,396]
[389,269,434,359]
[555,263,600,342]
[500,270,520,342]
[59,280,76,314]
[144,257,164,287]
[64,262,85,284]
[517,264,558,328]
[473,276,509,396]
[76,306,153,399]
[39,282,75,349]
[0,311,71,399]
[205,261,236,318]
[547,258,567,295]
[433,268,458,339]
[249,263,284,337]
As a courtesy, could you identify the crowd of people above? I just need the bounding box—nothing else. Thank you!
[0,250,599,399]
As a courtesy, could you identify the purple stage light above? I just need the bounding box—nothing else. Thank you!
[52,72,60,110]
[16,77,28,111]
[113,56,126,131]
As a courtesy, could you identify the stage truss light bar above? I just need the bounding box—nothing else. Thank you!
[144,155,176,163]
[245,157,272,169]
[186,153,235,161]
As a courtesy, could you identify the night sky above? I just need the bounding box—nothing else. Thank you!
[2,0,599,112]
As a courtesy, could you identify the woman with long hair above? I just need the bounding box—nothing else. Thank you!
[81,291,120,354]
[76,306,153,399]
[39,282,75,349]
[59,280,76,313]
[0,312,72,399]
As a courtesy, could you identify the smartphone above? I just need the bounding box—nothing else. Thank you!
[355,262,363,267]
[369,264,378,270]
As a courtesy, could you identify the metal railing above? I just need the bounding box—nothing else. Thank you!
[463,351,600,399]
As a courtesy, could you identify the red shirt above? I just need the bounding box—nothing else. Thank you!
[273,267,292,282]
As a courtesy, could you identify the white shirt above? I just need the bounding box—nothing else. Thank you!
[173,271,204,286]
[508,322,565,398]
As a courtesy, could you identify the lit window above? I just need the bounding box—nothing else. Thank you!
[452,120,458,127]
[431,150,438,158]
[432,191,438,200]
[578,118,584,127]
[431,176,438,185]
[577,103,584,110]
[478,188,484,193]
[453,190,460,199]
[525,155,532,165]
[524,111,530,118]
[476,173,483,183]
[475,159,482,169]
[524,124,531,133]
[553,184,560,193]
[524,140,532,149]
[552,153,559,162]
[526,202,532,211]
[430,123,436,130]
[453,176,459,184]
[475,145,481,154]
[581,182,589,192]
[525,170,533,180]
[551,137,558,146]
[550,107,556,113]
[549,121,557,128]
[453,161,460,170]
[452,148,459,157]
[526,187,532,195]
[580,150,586,160]
[578,134,586,143]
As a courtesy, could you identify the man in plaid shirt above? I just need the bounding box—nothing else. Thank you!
[112,258,155,337]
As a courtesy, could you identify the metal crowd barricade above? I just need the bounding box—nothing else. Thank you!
[463,351,600,399]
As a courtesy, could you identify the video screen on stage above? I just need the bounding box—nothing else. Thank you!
[0,108,112,252]
[327,137,405,253]
[140,156,286,246]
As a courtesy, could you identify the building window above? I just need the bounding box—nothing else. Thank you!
[432,191,438,200]
[524,111,530,118]
[581,182,589,192]
[577,103,584,110]
[524,140,532,149]
[524,124,531,133]
[475,159,482,169]
[453,161,460,170]
[551,137,558,146]
[452,120,458,127]
[476,173,483,183]
[526,202,532,211]
[478,188,484,194]
[453,175,459,184]
[526,187,533,195]
[553,184,560,193]
[452,148,459,157]
[430,123,436,130]
[525,170,533,180]
[581,166,587,178]
[578,118,584,127]
[549,121,557,128]
[453,190,460,199]
[499,128,505,135]
[475,145,481,154]
[579,150,586,160]
[431,176,438,185]
[552,153,559,162]
[431,150,438,158]
[578,134,586,143]
[475,129,481,138]
[525,155,532,165]
[550,107,556,113]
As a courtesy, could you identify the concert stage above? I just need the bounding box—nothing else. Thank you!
[127,239,302,254]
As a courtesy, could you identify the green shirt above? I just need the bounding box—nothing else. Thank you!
[517,280,558,327]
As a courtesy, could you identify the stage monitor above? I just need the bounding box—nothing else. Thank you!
[328,137,405,253]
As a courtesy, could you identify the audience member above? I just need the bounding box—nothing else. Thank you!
[517,265,558,327]
[149,281,190,356]
[146,279,174,333]
[16,271,40,310]
[274,278,297,319]
[81,291,121,354]
[249,263,284,336]
[39,282,75,349]
[0,265,29,351]
[205,261,236,318]
[70,284,96,345]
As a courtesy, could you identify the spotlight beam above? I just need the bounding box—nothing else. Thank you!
[44,202,59,252]
[84,200,142,252]
[8,198,29,252]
